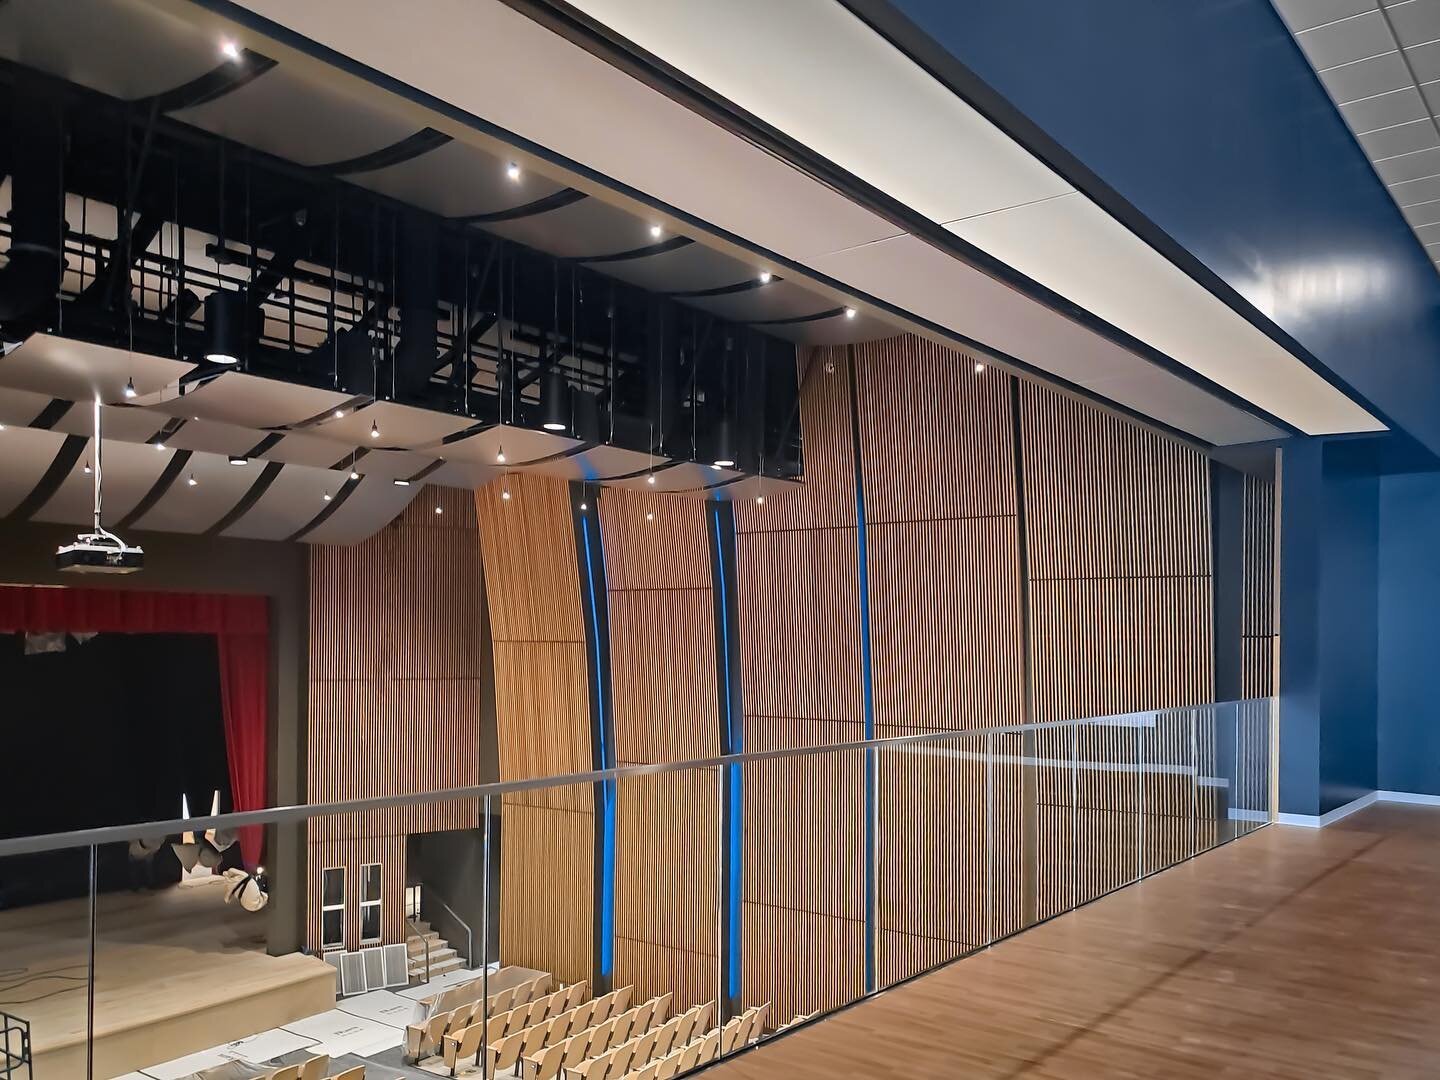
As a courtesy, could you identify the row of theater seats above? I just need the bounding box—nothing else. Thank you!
[613,1003,770,1080]
[406,971,562,1060]
[192,1054,361,1080]
[446,982,618,1075]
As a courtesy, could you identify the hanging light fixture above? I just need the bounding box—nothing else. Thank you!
[187,473,198,487]
[711,417,736,469]
[349,468,360,481]
[540,366,569,432]
[496,444,506,464]
[370,420,380,440]
[203,289,244,365]
[122,378,138,399]
[228,455,248,466]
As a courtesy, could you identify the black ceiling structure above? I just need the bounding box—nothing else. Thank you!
[0,55,804,480]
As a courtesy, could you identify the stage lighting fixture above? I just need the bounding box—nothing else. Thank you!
[228,455,248,466]
[711,417,736,469]
[541,367,569,432]
[203,289,244,364]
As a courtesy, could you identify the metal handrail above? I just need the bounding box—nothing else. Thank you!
[0,699,1272,858]
[425,887,475,969]
[405,915,431,985]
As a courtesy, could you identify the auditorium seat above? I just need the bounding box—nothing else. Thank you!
[298,1056,329,1080]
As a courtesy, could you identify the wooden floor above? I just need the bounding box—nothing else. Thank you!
[712,803,1440,1080]
[0,883,334,1079]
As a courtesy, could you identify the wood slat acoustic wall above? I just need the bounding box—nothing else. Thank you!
[599,488,721,1008]
[1019,381,1214,917]
[474,472,594,986]
[305,484,484,952]
[851,336,1027,984]
[1242,475,1278,699]
[733,345,867,1021]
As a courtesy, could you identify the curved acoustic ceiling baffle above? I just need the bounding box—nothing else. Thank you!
[188,0,1387,445]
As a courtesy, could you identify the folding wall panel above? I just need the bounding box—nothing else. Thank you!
[474,473,595,986]
[305,485,484,951]
[599,488,721,1008]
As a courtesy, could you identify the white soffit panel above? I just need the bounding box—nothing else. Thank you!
[222,0,1366,437]
[949,193,1384,434]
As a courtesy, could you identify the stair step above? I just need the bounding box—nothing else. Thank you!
[410,953,466,978]
[410,945,458,968]
[406,932,443,955]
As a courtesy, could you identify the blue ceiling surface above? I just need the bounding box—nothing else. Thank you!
[864,0,1440,458]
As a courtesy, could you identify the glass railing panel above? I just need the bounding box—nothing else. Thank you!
[876,730,993,991]
[738,741,866,1044]
[0,845,91,1080]
[1071,716,1142,905]
[1228,699,1274,840]
[1142,707,1202,877]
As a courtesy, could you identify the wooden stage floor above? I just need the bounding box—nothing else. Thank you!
[0,884,334,1079]
[709,803,1440,1080]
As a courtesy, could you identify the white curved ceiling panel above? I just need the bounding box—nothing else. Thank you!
[599,241,756,294]
[301,476,421,545]
[172,64,419,168]
[0,426,68,517]
[165,417,267,457]
[0,0,216,100]
[351,139,569,219]
[258,431,353,469]
[51,403,161,443]
[167,372,350,429]
[483,195,666,259]
[218,464,333,540]
[0,387,62,428]
[442,424,580,466]
[129,449,257,535]
[0,334,191,403]
[31,438,171,526]
[322,400,477,449]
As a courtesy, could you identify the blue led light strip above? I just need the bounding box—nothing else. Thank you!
[711,505,744,1005]
[581,514,615,979]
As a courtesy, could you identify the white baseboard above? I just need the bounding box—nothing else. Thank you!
[1275,789,1440,827]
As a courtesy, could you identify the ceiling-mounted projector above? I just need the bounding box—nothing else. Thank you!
[56,533,144,574]
[57,396,144,574]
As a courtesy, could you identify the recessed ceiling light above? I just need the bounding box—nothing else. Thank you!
[393,478,411,487]
[220,40,241,61]
[370,420,380,439]
[713,458,735,469]
[542,421,566,432]
[759,271,772,284]
[506,162,521,182]
[123,378,138,399]
[649,224,663,240]
[844,307,857,319]
[710,463,722,471]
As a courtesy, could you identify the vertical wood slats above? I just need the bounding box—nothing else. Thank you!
[735,346,866,1021]
[474,473,595,986]
[305,486,484,952]
[1242,475,1278,699]
[599,486,721,1008]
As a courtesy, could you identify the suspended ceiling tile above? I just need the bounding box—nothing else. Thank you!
[1318,50,1411,102]
[948,191,1382,434]
[422,461,495,489]
[0,334,191,402]
[165,371,350,429]
[31,438,172,527]
[255,431,354,468]
[349,448,437,481]
[164,417,268,457]
[561,0,1073,225]
[0,426,68,517]
[1374,144,1440,182]
[172,64,420,168]
[1295,11,1394,70]
[130,448,261,534]
[219,463,334,540]
[1388,171,1440,201]
[1404,38,1440,79]
[52,403,163,444]
[351,139,567,219]
[0,0,217,100]
[1357,116,1440,157]
[1389,0,1440,47]
[301,476,421,544]
[1339,85,1429,132]
[1272,0,1378,33]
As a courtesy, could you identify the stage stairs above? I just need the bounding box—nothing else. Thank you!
[407,920,466,981]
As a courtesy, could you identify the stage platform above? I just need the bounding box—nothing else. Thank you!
[0,885,335,1079]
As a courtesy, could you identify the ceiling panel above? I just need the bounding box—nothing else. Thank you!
[482,195,664,258]
[351,140,567,219]
[159,371,350,428]
[172,64,419,168]
[1294,10,1393,68]
[0,387,66,428]
[53,403,163,444]
[1339,86,1428,131]
[219,463,335,540]
[130,447,260,534]
[1388,0,1440,46]
[301,476,420,544]
[0,334,191,402]
[0,426,68,517]
[687,278,832,323]
[1272,0,1377,31]
[31,438,172,526]
[321,400,476,449]
[599,241,756,295]
[1403,37,1440,78]
[1357,116,1440,157]
[1316,50,1410,101]
[442,424,579,466]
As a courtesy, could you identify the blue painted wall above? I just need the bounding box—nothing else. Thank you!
[1378,472,1440,796]
[883,0,1440,457]
[1278,439,1322,816]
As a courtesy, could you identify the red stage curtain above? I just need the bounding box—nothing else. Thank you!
[0,584,269,867]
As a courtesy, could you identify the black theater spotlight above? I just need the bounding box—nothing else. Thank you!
[541,365,570,432]
[203,288,245,365]
[711,416,737,469]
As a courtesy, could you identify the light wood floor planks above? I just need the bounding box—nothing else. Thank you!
[706,804,1440,1079]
